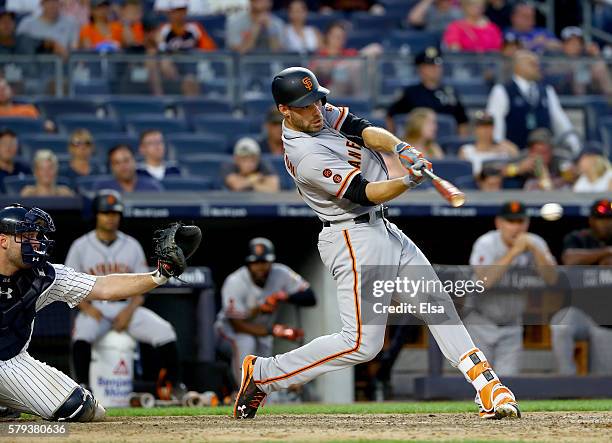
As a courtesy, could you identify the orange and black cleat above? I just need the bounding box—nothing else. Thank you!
[233,355,267,419]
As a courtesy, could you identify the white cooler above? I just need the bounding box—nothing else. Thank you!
[90,331,136,408]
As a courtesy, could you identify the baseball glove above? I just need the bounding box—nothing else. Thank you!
[152,223,202,280]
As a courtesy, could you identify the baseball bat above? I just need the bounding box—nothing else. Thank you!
[422,168,465,207]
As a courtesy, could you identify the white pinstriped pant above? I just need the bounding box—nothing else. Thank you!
[0,352,78,419]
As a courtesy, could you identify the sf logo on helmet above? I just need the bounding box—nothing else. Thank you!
[302,77,313,91]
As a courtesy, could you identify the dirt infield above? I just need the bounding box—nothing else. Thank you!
[30,412,612,442]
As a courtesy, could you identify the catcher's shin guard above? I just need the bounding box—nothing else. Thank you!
[458,348,521,419]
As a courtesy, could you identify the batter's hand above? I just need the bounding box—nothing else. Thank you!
[259,291,289,314]
[271,323,304,341]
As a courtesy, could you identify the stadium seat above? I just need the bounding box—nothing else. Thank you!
[242,98,275,116]
[161,176,216,191]
[192,115,261,140]
[37,98,103,119]
[329,97,373,115]
[599,116,612,153]
[73,79,111,95]
[95,133,139,156]
[75,175,113,193]
[446,79,490,96]
[306,12,346,32]
[20,134,69,154]
[182,153,231,183]
[262,155,294,190]
[3,175,72,195]
[173,97,233,118]
[56,115,123,135]
[125,115,190,135]
[584,96,611,141]
[106,97,172,119]
[436,114,458,137]
[438,136,475,156]
[454,175,479,190]
[385,30,442,55]
[346,30,385,49]
[0,117,46,134]
[430,159,473,182]
[166,133,230,159]
[350,12,400,31]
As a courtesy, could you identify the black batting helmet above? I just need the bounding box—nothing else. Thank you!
[271,67,329,107]
[0,204,55,266]
[245,237,275,263]
[93,189,124,214]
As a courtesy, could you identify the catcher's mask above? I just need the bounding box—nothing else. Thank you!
[0,204,56,266]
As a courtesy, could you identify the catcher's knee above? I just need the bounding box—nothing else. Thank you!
[51,387,106,422]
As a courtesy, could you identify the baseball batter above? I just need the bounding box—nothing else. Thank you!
[234,67,521,420]
[69,190,183,400]
[215,237,315,384]
[0,203,198,421]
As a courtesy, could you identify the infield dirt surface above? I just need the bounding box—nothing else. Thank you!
[30,411,612,442]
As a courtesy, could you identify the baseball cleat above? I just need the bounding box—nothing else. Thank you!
[233,355,267,419]
[477,397,521,420]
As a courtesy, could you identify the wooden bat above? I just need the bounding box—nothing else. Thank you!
[422,168,465,207]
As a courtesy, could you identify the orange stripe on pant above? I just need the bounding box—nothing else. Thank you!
[255,229,361,385]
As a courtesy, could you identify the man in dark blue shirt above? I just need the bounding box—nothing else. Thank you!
[0,129,31,193]
[93,144,163,193]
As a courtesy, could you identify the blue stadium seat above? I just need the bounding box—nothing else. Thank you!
[262,155,294,190]
[446,79,489,96]
[242,98,275,116]
[106,97,171,119]
[350,12,400,30]
[182,153,231,186]
[385,30,442,55]
[3,175,72,195]
[192,115,260,139]
[438,136,475,156]
[20,134,69,154]
[161,176,216,191]
[166,133,230,159]
[73,79,111,95]
[75,175,113,193]
[56,115,123,135]
[173,97,233,117]
[346,30,385,49]
[0,117,46,134]
[125,115,190,135]
[436,114,458,137]
[329,97,373,115]
[454,175,478,190]
[306,12,346,32]
[584,96,611,141]
[430,159,473,182]
[37,98,103,119]
[598,116,612,152]
[95,133,139,156]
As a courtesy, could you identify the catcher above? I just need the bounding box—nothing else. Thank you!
[0,204,201,422]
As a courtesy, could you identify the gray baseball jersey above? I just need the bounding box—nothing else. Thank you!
[0,264,96,419]
[68,231,175,346]
[282,104,389,222]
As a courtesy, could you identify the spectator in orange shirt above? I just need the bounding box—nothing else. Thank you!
[79,0,122,51]
[158,0,216,52]
[0,78,39,118]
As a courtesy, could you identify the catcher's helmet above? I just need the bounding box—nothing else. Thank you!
[271,67,329,107]
[93,189,124,214]
[245,237,275,263]
[0,204,55,266]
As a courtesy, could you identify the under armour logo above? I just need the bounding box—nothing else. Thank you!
[237,404,247,418]
[32,257,40,262]
[0,287,13,299]
[37,269,45,277]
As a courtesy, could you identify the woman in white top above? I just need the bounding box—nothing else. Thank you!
[284,0,321,54]
[573,149,612,192]
[459,111,519,175]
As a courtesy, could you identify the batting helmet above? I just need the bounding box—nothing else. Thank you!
[271,67,329,107]
[245,237,275,263]
[93,189,124,214]
[0,204,55,266]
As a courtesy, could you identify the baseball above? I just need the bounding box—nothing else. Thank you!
[540,203,563,221]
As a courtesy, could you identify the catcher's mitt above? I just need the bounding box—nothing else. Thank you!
[152,223,202,280]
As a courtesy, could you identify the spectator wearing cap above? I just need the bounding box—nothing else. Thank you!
[521,128,572,191]
[258,106,284,156]
[477,165,504,191]
[486,49,580,154]
[0,8,43,55]
[466,201,557,375]
[551,199,612,375]
[442,0,503,53]
[485,0,513,31]
[226,0,285,54]
[386,47,469,135]
[554,26,612,98]
[0,79,39,119]
[21,150,75,197]
[459,111,518,176]
[573,145,612,193]
[284,0,321,55]
[136,129,183,180]
[0,129,31,193]
[223,137,280,192]
[407,0,463,32]
[154,0,208,15]
[403,107,444,159]
[158,0,216,53]
[17,0,79,58]
[506,2,560,53]
[93,144,163,193]
[79,0,123,51]
[60,128,105,186]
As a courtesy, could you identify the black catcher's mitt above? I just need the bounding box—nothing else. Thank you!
[152,223,202,279]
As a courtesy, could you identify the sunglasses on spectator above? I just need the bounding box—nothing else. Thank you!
[71,139,93,146]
